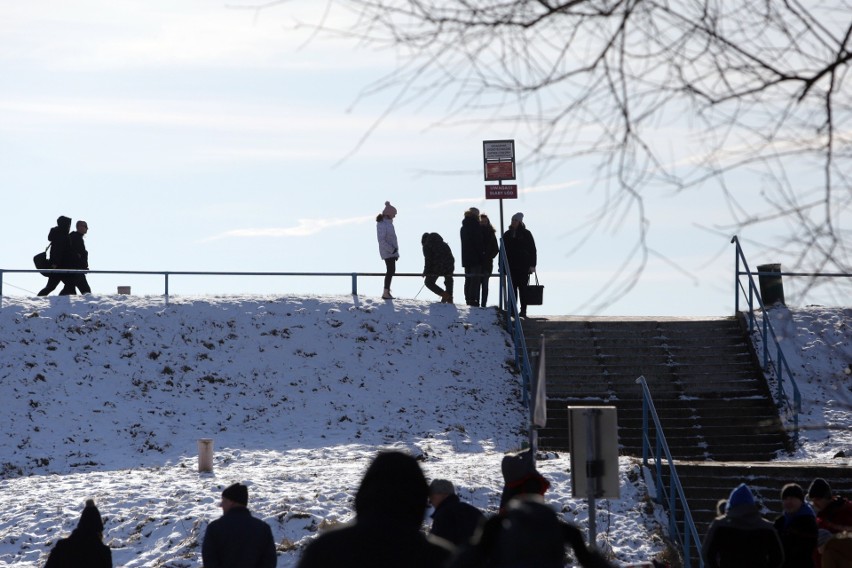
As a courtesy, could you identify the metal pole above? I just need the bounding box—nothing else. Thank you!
[165,273,170,306]
[351,273,357,296]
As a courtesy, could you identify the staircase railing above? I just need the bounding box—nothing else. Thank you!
[730,236,801,443]
[636,375,704,568]
[499,240,532,407]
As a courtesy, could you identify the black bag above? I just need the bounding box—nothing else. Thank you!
[34,245,52,277]
[525,272,544,305]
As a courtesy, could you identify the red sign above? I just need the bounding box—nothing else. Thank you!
[486,184,518,199]
[485,161,515,181]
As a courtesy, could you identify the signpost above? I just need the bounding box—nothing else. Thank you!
[483,139,517,312]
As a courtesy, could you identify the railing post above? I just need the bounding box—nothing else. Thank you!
[0,271,4,308]
[351,273,357,296]
[165,273,170,306]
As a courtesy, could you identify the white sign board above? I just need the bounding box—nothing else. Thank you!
[483,140,515,161]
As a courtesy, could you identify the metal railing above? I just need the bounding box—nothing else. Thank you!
[0,268,488,308]
[636,375,704,568]
[730,236,801,443]
[498,241,533,408]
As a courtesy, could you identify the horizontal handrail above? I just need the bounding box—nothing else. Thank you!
[0,269,497,308]
[730,236,801,443]
[636,375,704,568]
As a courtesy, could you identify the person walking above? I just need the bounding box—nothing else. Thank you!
[502,212,537,318]
[460,207,485,307]
[44,499,112,568]
[61,220,91,295]
[298,451,454,568]
[37,216,74,297]
[702,483,784,568]
[421,233,455,303]
[428,479,484,546]
[478,214,499,307]
[376,201,399,300]
[772,483,817,568]
[202,483,277,568]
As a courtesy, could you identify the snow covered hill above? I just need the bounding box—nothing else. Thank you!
[0,295,664,567]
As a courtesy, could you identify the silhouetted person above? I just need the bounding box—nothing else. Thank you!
[460,207,485,306]
[38,216,74,297]
[702,483,784,568]
[202,482,277,568]
[61,220,91,295]
[45,499,112,568]
[498,448,551,513]
[808,477,852,567]
[421,232,455,303]
[298,451,453,568]
[502,212,537,318]
[773,483,817,568]
[446,495,616,568]
[428,479,484,546]
[478,213,499,307]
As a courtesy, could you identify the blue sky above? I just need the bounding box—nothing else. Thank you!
[0,1,822,316]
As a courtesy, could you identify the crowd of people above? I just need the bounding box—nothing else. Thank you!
[702,478,852,568]
[37,215,91,297]
[376,201,537,315]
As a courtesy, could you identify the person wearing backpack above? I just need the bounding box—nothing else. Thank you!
[37,216,74,296]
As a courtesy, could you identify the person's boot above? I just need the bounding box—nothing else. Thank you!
[382,288,394,300]
[441,292,453,303]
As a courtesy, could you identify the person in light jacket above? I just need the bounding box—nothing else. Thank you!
[376,201,399,300]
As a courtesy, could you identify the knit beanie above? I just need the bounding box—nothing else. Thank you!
[77,499,104,534]
[808,478,832,500]
[222,483,249,506]
[727,483,755,509]
[382,201,397,217]
[511,212,524,223]
[781,483,805,501]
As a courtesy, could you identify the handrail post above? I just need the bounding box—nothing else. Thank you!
[0,271,4,308]
[165,273,170,306]
[351,273,357,296]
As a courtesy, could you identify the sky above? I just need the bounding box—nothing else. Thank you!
[1,1,846,316]
[0,294,848,567]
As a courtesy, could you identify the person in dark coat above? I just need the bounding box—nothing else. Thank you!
[202,482,277,568]
[298,451,454,568]
[478,214,499,307]
[808,477,852,567]
[460,207,485,307]
[498,448,551,514]
[702,483,784,568]
[61,220,91,295]
[772,482,817,568]
[44,498,112,568]
[421,232,455,303]
[502,212,537,318]
[37,216,75,297]
[428,479,484,546]
[446,495,616,568]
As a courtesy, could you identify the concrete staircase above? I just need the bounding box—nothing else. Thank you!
[522,316,791,461]
[520,315,852,564]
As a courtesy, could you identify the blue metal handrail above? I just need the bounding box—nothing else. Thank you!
[498,240,533,408]
[636,376,704,568]
[730,236,801,443]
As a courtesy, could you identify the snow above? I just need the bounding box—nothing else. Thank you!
[0,295,847,567]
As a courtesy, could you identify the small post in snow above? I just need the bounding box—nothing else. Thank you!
[198,438,214,473]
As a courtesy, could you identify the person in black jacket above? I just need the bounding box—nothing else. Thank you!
[502,212,537,318]
[428,479,484,546]
[460,207,485,307]
[298,451,454,568]
[45,499,112,568]
[422,233,455,303]
[773,483,817,568]
[478,214,499,308]
[37,216,74,297]
[702,483,784,568]
[202,483,277,568]
[61,220,91,295]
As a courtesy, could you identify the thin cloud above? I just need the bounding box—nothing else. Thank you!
[202,215,373,242]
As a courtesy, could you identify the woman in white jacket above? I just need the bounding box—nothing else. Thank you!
[376,201,399,299]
